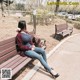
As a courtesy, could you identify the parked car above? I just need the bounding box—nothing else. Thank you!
[75,14,80,18]
[57,12,68,17]
[67,14,76,20]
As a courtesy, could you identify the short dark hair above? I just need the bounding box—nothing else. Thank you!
[18,20,26,30]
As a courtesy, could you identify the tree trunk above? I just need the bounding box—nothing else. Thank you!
[7,0,10,15]
[33,15,36,34]
[55,0,60,13]
[1,2,4,17]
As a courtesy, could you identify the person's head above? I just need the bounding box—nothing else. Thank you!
[18,20,26,31]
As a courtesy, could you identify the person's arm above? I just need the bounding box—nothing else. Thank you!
[16,33,32,51]
[29,40,34,45]
[25,31,34,45]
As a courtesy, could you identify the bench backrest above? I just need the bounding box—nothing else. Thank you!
[0,37,18,64]
[55,23,68,34]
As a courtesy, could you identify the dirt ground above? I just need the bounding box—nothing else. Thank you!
[0,15,80,80]
[0,15,60,52]
[0,15,80,51]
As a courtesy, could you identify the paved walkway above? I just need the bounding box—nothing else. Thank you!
[23,34,80,80]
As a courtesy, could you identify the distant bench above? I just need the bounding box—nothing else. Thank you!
[54,23,73,39]
[0,36,46,80]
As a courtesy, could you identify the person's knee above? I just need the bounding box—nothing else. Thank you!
[40,48,45,54]
[37,55,43,60]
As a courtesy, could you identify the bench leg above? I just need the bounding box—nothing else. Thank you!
[55,34,63,40]
[70,31,73,35]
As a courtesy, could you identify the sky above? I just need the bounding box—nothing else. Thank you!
[14,0,47,6]
[15,0,26,4]
[14,0,80,4]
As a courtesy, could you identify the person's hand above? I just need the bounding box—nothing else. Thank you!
[31,45,35,50]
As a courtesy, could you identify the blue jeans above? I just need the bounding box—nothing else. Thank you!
[24,47,51,72]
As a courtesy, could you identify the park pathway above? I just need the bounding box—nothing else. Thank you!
[23,33,80,80]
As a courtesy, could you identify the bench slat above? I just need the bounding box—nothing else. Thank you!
[0,50,17,64]
[2,56,24,68]
[55,24,67,33]
[0,41,15,51]
[12,58,31,76]
[0,46,16,57]
[2,57,28,70]
[9,57,27,69]
[0,55,20,69]
[0,37,15,46]
[0,57,29,80]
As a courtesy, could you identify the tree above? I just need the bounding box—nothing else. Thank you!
[0,0,14,16]
[4,0,14,15]
[4,0,13,6]
[55,0,60,13]
[15,3,25,11]
[0,0,4,16]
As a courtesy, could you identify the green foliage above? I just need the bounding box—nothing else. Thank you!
[15,3,25,10]
[36,9,48,15]
[34,9,54,25]
[76,18,80,21]
[4,0,13,6]
[74,22,80,29]
[66,19,73,23]
[65,18,80,30]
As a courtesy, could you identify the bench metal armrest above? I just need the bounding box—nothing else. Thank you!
[57,32,63,34]
[68,27,73,30]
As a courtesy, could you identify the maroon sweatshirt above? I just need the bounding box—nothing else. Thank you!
[16,32,34,51]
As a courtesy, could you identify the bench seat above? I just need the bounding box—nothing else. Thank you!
[0,37,31,80]
[0,35,46,80]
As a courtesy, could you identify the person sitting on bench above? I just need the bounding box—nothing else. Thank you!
[16,20,59,78]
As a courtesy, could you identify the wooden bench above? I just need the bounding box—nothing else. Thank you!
[54,23,73,39]
[0,37,32,80]
[0,36,46,80]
